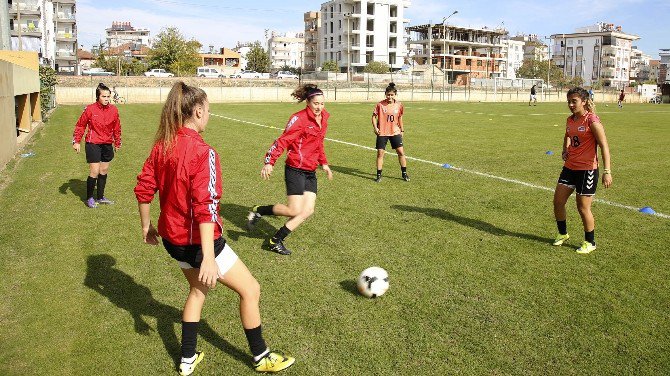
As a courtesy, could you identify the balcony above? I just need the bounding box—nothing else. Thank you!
[11,26,42,37]
[56,33,77,41]
[57,13,76,23]
[9,4,41,15]
[56,51,77,61]
[55,0,76,3]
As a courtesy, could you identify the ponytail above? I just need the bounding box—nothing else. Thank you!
[567,87,596,114]
[155,81,208,153]
[291,83,323,103]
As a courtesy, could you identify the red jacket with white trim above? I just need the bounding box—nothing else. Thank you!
[264,106,329,171]
[134,127,223,246]
[72,102,122,147]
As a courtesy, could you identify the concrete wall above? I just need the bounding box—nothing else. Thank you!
[0,60,17,170]
[55,84,637,104]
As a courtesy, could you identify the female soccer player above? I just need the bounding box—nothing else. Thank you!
[134,82,294,375]
[371,82,409,182]
[553,87,612,254]
[246,84,333,255]
[72,82,121,208]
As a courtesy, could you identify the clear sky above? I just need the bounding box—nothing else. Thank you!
[77,0,669,59]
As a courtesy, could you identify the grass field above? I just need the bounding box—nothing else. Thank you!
[1,101,669,375]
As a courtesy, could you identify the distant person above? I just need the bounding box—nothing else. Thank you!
[618,89,625,108]
[246,84,333,255]
[71,82,121,208]
[134,81,295,375]
[529,84,537,106]
[552,87,612,254]
[371,82,409,182]
[588,88,594,101]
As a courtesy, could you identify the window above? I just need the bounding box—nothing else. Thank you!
[338,20,341,29]
[330,37,333,48]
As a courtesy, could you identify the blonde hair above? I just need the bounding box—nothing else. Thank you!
[567,87,596,114]
[155,82,208,152]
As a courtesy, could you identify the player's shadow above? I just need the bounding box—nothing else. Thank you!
[391,205,551,244]
[339,280,360,296]
[58,178,88,202]
[219,203,276,241]
[330,165,403,181]
[84,254,250,369]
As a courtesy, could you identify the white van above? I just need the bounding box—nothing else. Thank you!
[196,67,226,78]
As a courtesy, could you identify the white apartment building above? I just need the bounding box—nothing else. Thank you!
[267,31,305,69]
[510,34,548,61]
[105,21,150,48]
[501,38,525,79]
[551,23,639,88]
[303,11,320,71]
[629,46,652,83]
[8,0,77,73]
[319,0,411,73]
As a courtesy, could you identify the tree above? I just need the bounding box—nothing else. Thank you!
[245,41,271,73]
[364,61,390,74]
[516,60,575,88]
[146,27,201,76]
[39,65,57,117]
[321,60,338,72]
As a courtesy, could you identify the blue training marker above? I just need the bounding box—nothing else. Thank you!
[442,163,451,169]
[639,206,656,215]
[545,151,554,155]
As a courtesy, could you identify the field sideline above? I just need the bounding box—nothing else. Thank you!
[0,101,668,375]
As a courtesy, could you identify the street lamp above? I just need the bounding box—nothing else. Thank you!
[442,11,458,80]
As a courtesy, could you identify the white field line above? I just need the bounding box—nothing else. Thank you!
[209,113,669,219]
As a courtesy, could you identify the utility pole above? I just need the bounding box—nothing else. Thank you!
[344,12,351,81]
[17,2,22,51]
[0,1,10,50]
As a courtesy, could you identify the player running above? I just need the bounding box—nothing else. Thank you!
[552,87,612,254]
[246,84,333,255]
[134,82,295,375]
[372,82,409,183]
[71,82,121,208]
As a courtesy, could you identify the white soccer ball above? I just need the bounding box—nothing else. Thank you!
[357,267,389,298]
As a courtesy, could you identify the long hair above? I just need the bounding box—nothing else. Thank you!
[567,87,596,114]
[385,82,398,95]
[96,82,110,100]
[154,81,208,153]
[291,83,323,103]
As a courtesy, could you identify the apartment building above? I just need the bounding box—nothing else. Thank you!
[550,23,639,88]
[648,59,659,84]
[510,34,548,61]
[406,22,506,83]
[303,11,320,71]
[659,49,670,84]
[105,21,150,48]
[267,31,305,69]
[7,0,77,73]
[319,0,411,73]
[629,46,652,83]
[501,38,525,79]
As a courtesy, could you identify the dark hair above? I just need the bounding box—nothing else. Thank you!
[155,81,208,152]
[96,82,111,100]
[291,84,323,103]
[385,82,398,95]
[567,87,596,113]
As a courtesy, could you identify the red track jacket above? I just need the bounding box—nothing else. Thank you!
[264,106,329,171]
[134,128,223,246]
[72,102,122,147]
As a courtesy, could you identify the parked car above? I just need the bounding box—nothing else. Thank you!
[144,69,174,77]
[82,67,114,76]
[234,70,265,79]
[196,67,226,78]
[276,71,299,80]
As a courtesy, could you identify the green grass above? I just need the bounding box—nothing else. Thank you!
[1,101,669,375]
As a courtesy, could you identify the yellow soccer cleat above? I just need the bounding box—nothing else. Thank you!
[253,352,295,373]
[552,233,570,246]
[576,241,597,254]
[179,351,204,376]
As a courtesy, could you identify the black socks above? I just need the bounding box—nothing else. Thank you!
[585,230,595,246]
[271,226,291,243]
[557,220,567,235]
[244,325,269,359]
[86,176,97,199]
[256,205,274,216]
[181,321,200,359]
[97,174,107,199]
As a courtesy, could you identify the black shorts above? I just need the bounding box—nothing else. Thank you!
[557,167,599,196]
[376,135,403,150]
[285,165,317,196]
[162,236,226,269]
[85,143,114,163]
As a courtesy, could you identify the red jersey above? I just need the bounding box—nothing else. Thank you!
[134,127,223,246]
[373,100,404,136]
[72,102,122,147]
[564,112,601,170]
[264,106,329,171]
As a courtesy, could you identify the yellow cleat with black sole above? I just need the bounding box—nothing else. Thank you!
[254,352,295,373]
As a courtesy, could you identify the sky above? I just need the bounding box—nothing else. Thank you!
[77,0,670,58]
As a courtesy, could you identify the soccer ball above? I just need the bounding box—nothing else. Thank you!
[357,267,389,298]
